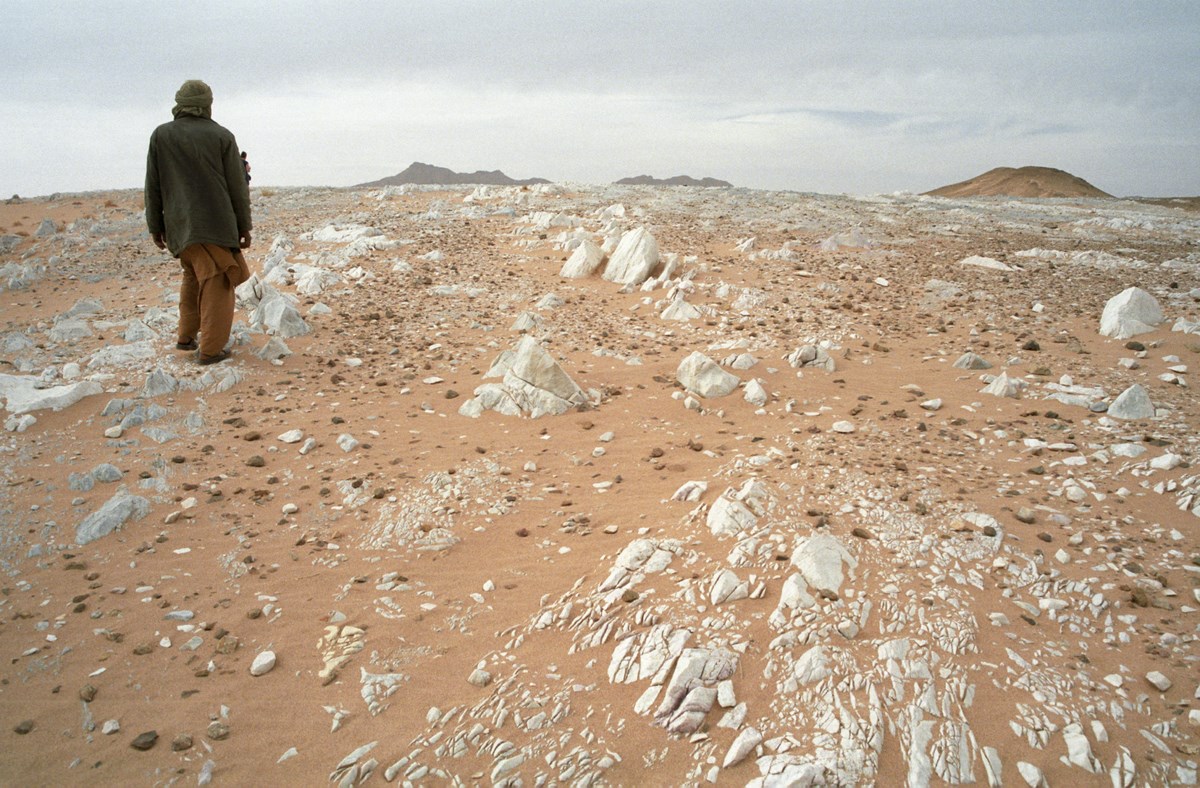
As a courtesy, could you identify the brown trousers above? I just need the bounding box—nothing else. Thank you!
[177,244,251,357]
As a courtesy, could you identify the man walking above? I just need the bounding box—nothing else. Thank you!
[145,79,252,365]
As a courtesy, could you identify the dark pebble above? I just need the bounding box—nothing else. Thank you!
[130,731,158,751]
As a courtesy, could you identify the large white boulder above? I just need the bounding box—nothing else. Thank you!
[560,239,605,278]
[677,352,740,398]
[1099,287,1163,339]
[602,227,659,286]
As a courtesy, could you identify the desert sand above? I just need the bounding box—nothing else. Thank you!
[0,181,1198,787]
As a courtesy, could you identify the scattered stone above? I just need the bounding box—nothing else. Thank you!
[250,651,277,676]
[1145,671,1172,692]
[676,352,740,398]
[130,731,158,751]
[1107,384,1155,420]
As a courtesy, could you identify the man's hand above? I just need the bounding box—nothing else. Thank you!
[152,232,166,251]
[239,231,252,249]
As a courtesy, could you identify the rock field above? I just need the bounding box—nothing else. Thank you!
[1,182,1198,786]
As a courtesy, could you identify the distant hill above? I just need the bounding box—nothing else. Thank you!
[925,166,1111,199]
[357,162,550,188]
[615,174,733,188]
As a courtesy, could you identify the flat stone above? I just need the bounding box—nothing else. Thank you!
[1146,671,1171,691]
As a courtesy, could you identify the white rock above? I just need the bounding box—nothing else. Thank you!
[661,298,703,321]
[830,420,855,433]
[602,227,659,286]
[560,240,605,278]
[1017,761,1046,787]
[677,352,740,398]
[671,480,708,502]
[790,534,857,594]
[791,646,831,684]
[1149,453,1182,471]
[722,726,762,768]
[709,569,749,605]
[1108,384,1155,420]
[953,352,993,370]
[960,255,1015,271]
[981,371,1025,398]
[250,650,277,676]
[1099,286,1163,339]
[0,375,103,415]
[743,379,768,407]
[706,495,757,538]
[278,429,304,443]
[1062,722,1101,773]
[1145,671,1171,691]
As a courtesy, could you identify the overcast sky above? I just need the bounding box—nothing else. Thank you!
[2,1,1197,197]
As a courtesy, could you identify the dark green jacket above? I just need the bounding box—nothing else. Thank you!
[145,116,252,257]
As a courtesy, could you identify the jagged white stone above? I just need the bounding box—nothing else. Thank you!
[460,336,590,418]
[1099,287,1163,339]
[1108,384,1155,420]
[602,227,659,286]
[723,726,763,768]
[0,375,103,415]
[252,293,311,338]
[75,491,150,545]
[710,569,749,605]
[790,534,857,594]
[959,255,1015,271]
[1062,722,1101,773]
[661,298,703,321]
[678,351,740,398]
[670,480,707,502]
[560,239,604,278]
[981,371,1025,398]
[953,352,992,370]
[707,495,758,538]
[791,646,831,685]
[743,379,768,407]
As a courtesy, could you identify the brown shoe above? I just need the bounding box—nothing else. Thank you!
[176,339,198,351]
[198,350,232,365]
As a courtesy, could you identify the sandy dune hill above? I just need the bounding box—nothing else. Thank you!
[0,183,1198,786]
[926,166,1113,199]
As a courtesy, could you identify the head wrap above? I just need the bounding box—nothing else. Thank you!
[172,80,213,119]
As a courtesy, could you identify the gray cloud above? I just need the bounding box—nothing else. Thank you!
[1,0,1196,196]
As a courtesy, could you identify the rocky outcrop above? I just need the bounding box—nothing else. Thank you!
[459,336,592,418]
